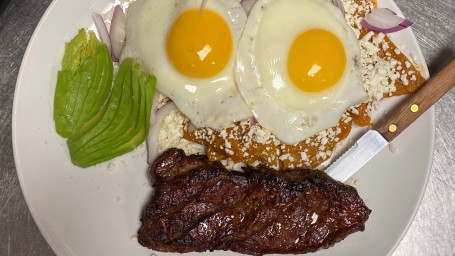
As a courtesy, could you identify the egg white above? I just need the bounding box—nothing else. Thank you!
[236,0,367,144]
[122,0,252,129]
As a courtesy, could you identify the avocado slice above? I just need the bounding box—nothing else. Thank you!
[71,58,135,154]
[54,30,113,138]
[71,63,156,167]
[54,58,88,138]
[61,29,88,72]
[70,44,113,136]
[67,58,132,152]
[71,64,142,165]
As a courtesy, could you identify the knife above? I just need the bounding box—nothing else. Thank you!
[326,58,455,182]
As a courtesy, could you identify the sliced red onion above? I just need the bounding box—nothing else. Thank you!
[146,101,177,165]
[360,8,413,33]
[109,5,126,62]
[251,117,258,126]
[384,8,397,15]
[146,91,164,163]
[92,13,112,54]
[148,90,162,127]
[240,0,256,15]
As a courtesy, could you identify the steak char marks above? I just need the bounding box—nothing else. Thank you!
[138,148,371,255]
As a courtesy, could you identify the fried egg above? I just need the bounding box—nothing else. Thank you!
[236,0,367,144]
[122,0,252,129]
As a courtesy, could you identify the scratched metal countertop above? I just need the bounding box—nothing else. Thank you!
[1,0,454,255]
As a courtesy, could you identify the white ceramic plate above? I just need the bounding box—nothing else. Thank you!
[12,0,434,255]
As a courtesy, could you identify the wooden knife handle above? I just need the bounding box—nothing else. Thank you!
[377,57,455,142]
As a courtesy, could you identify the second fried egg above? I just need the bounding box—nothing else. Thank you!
[236,0,367,144]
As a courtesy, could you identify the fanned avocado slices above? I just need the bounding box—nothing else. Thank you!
[68,59,156,168]
[67,58,134,152]
[54,29,113,138]
[54,29,157,168]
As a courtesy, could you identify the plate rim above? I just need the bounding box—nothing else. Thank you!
[12,0,62,253]
[371,0,435,253]
[386,109,434,256]
[382,1,435,254]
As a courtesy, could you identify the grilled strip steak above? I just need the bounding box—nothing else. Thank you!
[138,148,371,255]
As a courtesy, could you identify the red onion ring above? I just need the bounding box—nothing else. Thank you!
[251,117,258,126]
[384,8,397,15]
[146,91,164,164]
[109,5,126,62]
[148,91,162,127]
[92,13,112,54]
[146,101,177,165]
[360,8,413,33]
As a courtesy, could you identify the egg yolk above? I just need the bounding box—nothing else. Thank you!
[287,29,346,92]
[166,9,233,78]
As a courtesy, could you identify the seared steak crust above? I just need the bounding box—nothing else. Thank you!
[138,148,371,255]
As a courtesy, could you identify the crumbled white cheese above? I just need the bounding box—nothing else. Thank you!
[279,153,295,162]
[316,151,328,161]
[359,32,400,100]
[401,74,409,86]
[107,162,116,171]
[156,94,171,109]
[405,61,411,69]
[248,123,280,146]
[300,152,308,161]
[349,106,360,115]
[225,148,235,156]
[389,143,398,153]
[342,0,374,38]
[158,109,205,155]
[221,159,237,170]
[382,42,389,51]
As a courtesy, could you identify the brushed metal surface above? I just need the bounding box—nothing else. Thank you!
[0,0,454,256]
[326,130,388,182]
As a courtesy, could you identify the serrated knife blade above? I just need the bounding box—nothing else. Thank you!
[325,130,387,182]
[325,58,455,182]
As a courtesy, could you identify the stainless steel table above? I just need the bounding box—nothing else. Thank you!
[1,0,454,255]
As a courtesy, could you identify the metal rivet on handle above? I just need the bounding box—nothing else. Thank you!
[389,124,397,133]
[411,104,419,113]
